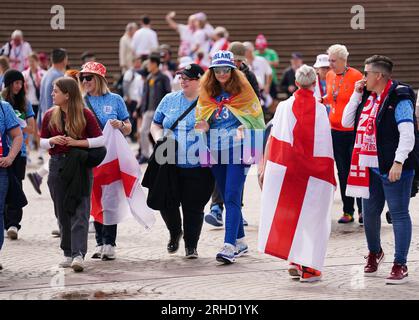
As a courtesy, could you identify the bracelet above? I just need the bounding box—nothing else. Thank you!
[394,160,402,165]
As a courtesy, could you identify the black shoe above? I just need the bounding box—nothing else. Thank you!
[185,247,198,259]
[27,172,42,195]
[167,231,182,254]
[358,212,364,226]
[386,211,392,224]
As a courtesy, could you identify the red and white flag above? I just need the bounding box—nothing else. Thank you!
[91,122,155,229]
[258,89,336,271]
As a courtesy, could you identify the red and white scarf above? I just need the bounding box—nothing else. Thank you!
[346,80,392,199]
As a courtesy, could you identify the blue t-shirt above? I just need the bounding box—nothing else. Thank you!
[39,67,64,114]
[85,93,130,129]
[153,91,200,168]
[208,91,242,151]
[0,101,20,157]
[12,102,35,157]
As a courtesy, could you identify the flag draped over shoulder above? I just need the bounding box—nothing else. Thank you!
[258,89,336,271]
[91,122,155,229]
[196,72,265,130]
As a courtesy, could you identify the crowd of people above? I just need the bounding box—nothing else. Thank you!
[0,13,418,287]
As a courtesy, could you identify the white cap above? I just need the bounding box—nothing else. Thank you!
[313,54,330,68]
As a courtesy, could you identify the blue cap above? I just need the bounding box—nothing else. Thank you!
[209,50,237,69]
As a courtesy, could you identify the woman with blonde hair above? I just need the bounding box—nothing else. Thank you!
[195,50,265,264]
[78,61,132,261]
[40,77,104,272]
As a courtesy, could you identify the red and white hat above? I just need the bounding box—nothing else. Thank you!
[255,34,268,49]
[80,61,106,78]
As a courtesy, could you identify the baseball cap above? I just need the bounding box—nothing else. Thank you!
[228,42,246,61]
[209,50,237,69]
[177,63,205,79]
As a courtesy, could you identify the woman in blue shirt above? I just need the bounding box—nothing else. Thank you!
[0,98,23,270]
[1,69,35,240]
[80,61,132,261]
[150,64,214,258]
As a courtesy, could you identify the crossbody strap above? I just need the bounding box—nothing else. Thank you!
[84,96,103,129]
[168,99,198,133]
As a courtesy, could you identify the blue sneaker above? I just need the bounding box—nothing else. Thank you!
[205,204,223,227]
[216,244,236,264]
[234,242,248,257]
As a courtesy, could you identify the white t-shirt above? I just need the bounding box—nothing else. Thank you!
[131,27,159,57]
[192,29,211,67]
[3,41,32,71]
[123,69,144,103]
[209,38,229,60]
[249,56,272,88]
[22,67,46,105]
[177,24,194,57]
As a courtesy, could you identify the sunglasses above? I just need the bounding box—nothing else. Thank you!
[213,67,232,75]
[79,75,94,82]
[363,70,378,77]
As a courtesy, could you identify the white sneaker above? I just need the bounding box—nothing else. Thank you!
[216,243,236,264]
[71,256,84,272]
[7,227,18,240]
[58,257,73,268]
[101,244,116,261]
[234,240,249,258]
[91,245,103,259]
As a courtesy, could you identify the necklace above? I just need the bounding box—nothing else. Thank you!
[332,66,348,102]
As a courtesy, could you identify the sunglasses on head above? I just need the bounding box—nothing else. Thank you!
[79,75,94,82]
[213,67,232,75]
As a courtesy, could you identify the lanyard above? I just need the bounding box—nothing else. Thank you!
[332,66,348,102]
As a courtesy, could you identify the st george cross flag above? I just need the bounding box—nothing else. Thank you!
[258,89,336,271]
[91,122,155,229]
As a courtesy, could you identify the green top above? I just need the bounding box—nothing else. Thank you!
[255,48,280,84]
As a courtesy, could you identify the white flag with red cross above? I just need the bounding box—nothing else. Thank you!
[258,89,336,271]
[91,122,155,228]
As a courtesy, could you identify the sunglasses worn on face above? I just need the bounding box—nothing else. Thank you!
[213,67,232,75]
[79,75,94,82]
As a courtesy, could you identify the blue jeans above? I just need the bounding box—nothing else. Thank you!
[363,168,414,265]
[94,222,117,246]
[211,163,248,246]
[0,168,9,250]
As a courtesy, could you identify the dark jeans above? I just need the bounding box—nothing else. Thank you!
[48,155,93,258]
[125,100,138,141]
[331,130,362,215]
[4,155,26,230]
[363,169,414,265]
[160,166,214,249]
[94,222,117,246]
[0,168,8,250]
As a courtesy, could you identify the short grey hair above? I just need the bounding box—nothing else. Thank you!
[327,44,349,60]
[243,41,254,52]
[295,64,317,88]
[126,22,138,32]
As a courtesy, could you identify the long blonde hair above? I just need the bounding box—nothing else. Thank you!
[49,77,86,139]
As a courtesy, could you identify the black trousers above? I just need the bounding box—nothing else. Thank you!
[4,156,27,230]
[160,166,214,249]
[94,222,117,246]
[332,130,362,215]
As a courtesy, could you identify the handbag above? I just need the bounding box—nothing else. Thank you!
[141,99,198,210]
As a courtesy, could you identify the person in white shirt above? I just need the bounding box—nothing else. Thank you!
[119,22,138,73]
[131,15,159,60]
[243,41,272,110]
[191,13,212,68]
[1,30,32,72]
[166,11,196,58]
[123,57,144,142]
[209,27,229,60]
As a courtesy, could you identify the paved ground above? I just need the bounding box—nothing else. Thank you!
[1,154,419,301]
